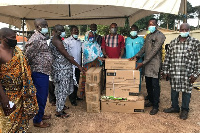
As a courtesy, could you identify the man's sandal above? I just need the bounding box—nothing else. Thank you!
[33,121,51,128]
[55,111,70,118]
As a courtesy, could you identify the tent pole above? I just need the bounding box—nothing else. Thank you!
[69,4,71,17]
[183,0,187,23]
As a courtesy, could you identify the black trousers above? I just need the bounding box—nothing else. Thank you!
[145,76,160,109]
[49,81,56,104]
[69,68,80,103]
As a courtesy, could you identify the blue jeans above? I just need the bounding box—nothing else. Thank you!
[32,72,49,123]
[171,89,191,112]
[145,76,160,109]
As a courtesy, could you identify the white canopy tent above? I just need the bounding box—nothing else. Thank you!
[0,0,185,30]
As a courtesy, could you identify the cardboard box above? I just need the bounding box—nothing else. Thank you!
[106,85,139,98]
[86,67,102,83]
[85,83,101,93]
[92,67,102,84]
[105,59,136,70]
[87,102,100,113]
[101,96,144,113]
[86,91,101,103]
[86,67,96,83]
[106,70,140,85]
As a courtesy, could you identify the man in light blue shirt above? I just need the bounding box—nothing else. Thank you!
[64,25,82,106]
[125,24,144,90]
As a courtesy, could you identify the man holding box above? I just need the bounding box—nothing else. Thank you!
[130,18,166,115]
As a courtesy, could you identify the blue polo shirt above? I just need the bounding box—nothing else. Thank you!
[125,36,144,63]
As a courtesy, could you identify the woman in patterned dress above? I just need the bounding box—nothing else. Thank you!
[0,28,38,132]
[80,31,104,97]
[50,25,83,118]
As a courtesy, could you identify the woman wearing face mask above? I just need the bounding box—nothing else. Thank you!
[50,24,83,118]
[80,31,104,97]
[125,24,144,91]
[0,28,38,132]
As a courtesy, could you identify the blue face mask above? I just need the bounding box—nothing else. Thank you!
[130,31,137,37]
[73,34,78,39]
[148,26,156,33]
[40,28,48,35]
[180,32,189,38]
[60,32,66,38]
[90,30,97,34]
[89,37,94,42]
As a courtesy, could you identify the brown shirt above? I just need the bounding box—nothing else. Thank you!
[136,30,166,78]
[25,31,52,75]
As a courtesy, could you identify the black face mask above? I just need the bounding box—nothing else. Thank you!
[5,38,17,48]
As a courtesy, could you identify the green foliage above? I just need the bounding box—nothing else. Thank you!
[134,15,155,30]
[97,25,109,36]
[159,1,198,30]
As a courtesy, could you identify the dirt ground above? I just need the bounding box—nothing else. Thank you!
[28,79,200,133]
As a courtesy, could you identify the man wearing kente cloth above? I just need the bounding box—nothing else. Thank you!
[0,28,38,132]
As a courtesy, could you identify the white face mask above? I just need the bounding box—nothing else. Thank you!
[110,28,117,34]
[73,34,78,39]
[130,31,137,37]
[180,32,189,38]
[60,32,66,38]
[40,27,48,35]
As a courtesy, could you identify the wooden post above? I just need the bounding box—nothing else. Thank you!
[183,0,187,23]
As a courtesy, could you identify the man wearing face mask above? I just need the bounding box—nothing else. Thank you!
[50,24,83,118]
[64,25,82,106]
[102,23,125,58]
[125,24,144,91]
[162,23,200,120]
[129,18,166,115]
[25,18,52,128]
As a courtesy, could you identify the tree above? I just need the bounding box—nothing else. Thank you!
[97,25,109,36]
[194,6,200,29]
[159,1,197,30]
[134,15,155,30]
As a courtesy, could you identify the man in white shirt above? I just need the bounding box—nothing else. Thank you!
[64,25,82,106]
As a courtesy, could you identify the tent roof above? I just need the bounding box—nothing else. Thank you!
[0,0,184,30]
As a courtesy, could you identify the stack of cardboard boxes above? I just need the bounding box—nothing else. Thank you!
[101,59,145,113]
[85,67,102,113]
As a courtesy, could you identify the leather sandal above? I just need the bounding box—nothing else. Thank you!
[63,105,70,110]
[33,121,51,128]
[42,114,51,120]
[55,111,70,118]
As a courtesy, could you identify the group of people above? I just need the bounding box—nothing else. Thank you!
[0,17,199,132]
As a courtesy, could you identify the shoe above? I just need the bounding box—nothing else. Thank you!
[163,107,180,113]
[145,102,153,107]
[42,114,51,120]
[76,97,83,100]
[55,111,70,118]
[150,108,159,115]
[63,105,70,110]
[71,101,77,106]
[145,95,149,100]
[33,121,51,128]
[180,110,188,120]
[51,102,56,106]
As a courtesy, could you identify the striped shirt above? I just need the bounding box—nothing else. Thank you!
[102,34,125,58]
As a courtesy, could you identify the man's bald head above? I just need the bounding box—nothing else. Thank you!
[0,28,16,39]
[180,23,190,32]
[34,18,48,30]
